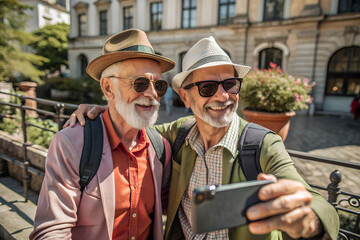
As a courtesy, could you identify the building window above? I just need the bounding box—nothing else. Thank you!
[263,0,284,21]
[182,0,197,29]
[338,0,360,13]
[259,48,282,70]
[79,54,88,77]
[218,0,236,25]
[150,2,163,31]
[123,6,133,30]
[326,47,360,96]
[78,13,87,37]
[99,10,107,35]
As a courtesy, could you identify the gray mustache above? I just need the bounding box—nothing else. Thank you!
[205,99,235,108]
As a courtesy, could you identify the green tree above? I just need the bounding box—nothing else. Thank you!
[31,23,69,73]
[0,0,48,83]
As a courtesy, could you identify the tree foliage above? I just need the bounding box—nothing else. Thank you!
[31,23,69,73]
[0,0,48,83]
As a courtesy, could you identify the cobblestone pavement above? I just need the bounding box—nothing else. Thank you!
[157,106,360,197]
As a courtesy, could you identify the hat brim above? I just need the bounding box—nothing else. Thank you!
[172,62,252,94]
[87,51,175,81]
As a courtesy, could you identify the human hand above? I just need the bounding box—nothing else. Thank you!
[246,174,323,239]
[62,104,107,128]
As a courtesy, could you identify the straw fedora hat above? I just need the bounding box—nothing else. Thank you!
[172,36,251,93]
[86,28,175,81]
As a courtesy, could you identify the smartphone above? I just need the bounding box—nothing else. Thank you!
[191,179,274,234]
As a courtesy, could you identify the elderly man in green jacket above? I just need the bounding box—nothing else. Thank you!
[66,36,339,239]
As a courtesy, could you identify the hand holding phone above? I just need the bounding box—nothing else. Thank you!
[191,179,274,234]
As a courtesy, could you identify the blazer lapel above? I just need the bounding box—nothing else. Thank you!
[166,145,197,239]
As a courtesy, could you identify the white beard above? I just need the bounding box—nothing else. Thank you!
[190,97,237,128]
[114,89,160,129]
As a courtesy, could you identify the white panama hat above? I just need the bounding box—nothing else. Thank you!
[172,36,251,93]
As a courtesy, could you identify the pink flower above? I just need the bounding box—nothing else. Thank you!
[303,78,309,83]
[269,62,277,69]
[295,94,300,102]
[308,96,313,103]
[261,96,265,100]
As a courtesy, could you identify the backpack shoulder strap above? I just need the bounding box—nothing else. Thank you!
[237,122,272,181]
[172,118,196,162]
[79,116,103,192]
[146,127,165,166]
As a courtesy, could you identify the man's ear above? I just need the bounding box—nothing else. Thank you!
[101,77,114,100]
[178,88,191,108]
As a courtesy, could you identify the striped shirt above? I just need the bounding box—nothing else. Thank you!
[178,114,240,240]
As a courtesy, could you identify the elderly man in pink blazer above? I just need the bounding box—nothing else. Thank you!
[30,29,175,240]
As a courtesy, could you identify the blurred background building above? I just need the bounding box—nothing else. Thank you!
[20,0,70,32]
[68,0,360,114]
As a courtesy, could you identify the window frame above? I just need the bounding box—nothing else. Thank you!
[338,0,360,14]
[263,0,285,21]
[181,0,197,29]
[123,6,133,30]
[218,0,236,25]
[78,13,87,37]
[150,2,163,31]
[79,54,88,77]
[99,10,107,35]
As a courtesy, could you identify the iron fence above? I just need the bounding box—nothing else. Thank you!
[0,91,359,239]
[0,90,77,201]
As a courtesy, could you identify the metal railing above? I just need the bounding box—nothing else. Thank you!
[0,91,359,239]
[0,90,77,201]
[287,150,360,239]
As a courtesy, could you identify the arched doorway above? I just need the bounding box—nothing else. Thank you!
[326,47,360,96]
[323,46,360,112]
[259,47,283,69]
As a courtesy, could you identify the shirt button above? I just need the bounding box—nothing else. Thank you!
[131,237,135,240]
[132,213,136,218]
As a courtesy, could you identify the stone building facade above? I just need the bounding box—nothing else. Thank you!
[68,0,360,113]
[20,0,70,33]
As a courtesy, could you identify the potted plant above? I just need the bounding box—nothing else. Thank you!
[240,62,315,141]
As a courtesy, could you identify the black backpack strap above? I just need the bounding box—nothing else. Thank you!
[146,127,165,166]
[237,123,272,181]
[79,116,103,192]
[172,118,196,163]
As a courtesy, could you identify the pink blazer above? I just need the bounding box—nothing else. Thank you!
[30,115,171,240]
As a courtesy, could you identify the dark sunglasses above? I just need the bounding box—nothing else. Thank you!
[183,77,243,97]
[108,76,169,97]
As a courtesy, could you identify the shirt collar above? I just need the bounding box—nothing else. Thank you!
[102,108,149,152]
[185,113,239,157]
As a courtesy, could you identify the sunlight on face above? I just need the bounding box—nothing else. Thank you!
[113,79,160,129]
[185,65,239,128]
[189,94,238,128]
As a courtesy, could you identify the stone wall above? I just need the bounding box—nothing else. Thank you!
[0,131,47,193]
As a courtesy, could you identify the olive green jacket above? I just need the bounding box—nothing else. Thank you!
[154,116,339,240]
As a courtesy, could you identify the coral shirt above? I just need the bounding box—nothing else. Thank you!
[102,109,155,240]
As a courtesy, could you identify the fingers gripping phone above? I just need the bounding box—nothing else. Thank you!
[191,179,274,234]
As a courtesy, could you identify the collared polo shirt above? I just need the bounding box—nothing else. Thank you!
[178,114,239,240]
[102,109,155,240]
